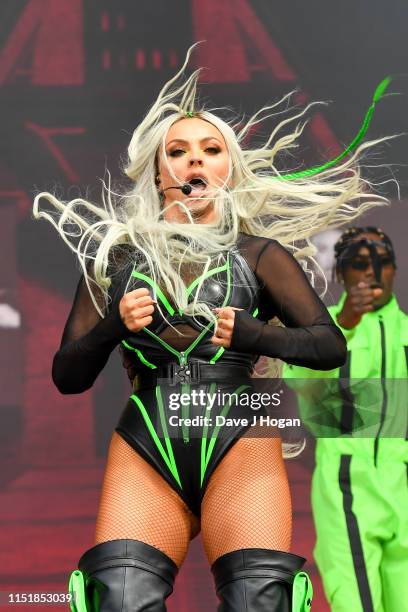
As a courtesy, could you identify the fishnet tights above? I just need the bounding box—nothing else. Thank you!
[95,433,200,567]
[95,431,292,568]
[201,429,292,564]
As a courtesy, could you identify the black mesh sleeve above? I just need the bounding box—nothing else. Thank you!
[52,275,129,394]
[230,239,346,370]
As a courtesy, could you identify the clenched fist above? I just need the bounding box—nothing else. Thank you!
[119,287,157,333]
[337,281,383,329]
[210,306,243,348]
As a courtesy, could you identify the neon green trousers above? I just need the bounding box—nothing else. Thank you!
[311,450,408,611]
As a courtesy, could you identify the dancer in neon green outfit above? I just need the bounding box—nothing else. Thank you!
[284,227,408,612]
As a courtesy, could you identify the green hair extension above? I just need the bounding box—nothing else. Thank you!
[280,76,392,180]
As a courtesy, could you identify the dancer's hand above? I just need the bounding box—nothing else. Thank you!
[337,281,383,329]
[210,306,243,348]
[119,288,157,332]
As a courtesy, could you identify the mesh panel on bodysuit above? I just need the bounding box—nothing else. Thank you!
[201,430,292,565]
[155,258,218,350]
[158,323,200,350]
[53,233,344,393]
[95,432,200,567]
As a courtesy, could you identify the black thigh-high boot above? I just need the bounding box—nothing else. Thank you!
[69,539,178,612]
[211,548,313,612]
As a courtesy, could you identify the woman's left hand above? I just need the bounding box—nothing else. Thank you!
[210,306,243,348]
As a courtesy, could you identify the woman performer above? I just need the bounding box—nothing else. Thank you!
[33,48,390,611]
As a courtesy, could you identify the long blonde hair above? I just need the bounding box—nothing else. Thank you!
[33,47,391,455]
[33,46,389,320]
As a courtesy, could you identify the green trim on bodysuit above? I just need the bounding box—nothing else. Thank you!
[200,382,218,485]
[143,327,182,362]
[130,391,182,488]
[125,252,255,488]
[131,271,175,316]
[180,382,191,443]
[131,255,230,316]
[200,383,252,486]
[126,252,232,368]
[121,340,157,369]
[185,261,230,299]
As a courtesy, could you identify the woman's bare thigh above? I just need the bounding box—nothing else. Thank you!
[95,432,200,568]
[201,435,292,565]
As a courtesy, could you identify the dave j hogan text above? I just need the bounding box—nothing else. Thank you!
[168,415,300,429]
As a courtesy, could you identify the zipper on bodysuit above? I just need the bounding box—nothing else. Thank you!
[179,352,190,444]
[373,317,387,466]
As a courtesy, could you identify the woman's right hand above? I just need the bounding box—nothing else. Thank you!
[119,288,157,333]
[337,281,383,329]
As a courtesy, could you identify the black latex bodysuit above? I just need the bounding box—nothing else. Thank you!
[53,233,346,516]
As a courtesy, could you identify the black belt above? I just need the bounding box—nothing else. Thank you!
[133,361,253,390]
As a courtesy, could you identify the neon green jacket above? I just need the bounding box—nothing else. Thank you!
[283,294,408,464]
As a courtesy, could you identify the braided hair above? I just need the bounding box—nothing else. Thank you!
[334,226,396,274]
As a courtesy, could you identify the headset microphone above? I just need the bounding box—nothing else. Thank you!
[181,183,192,195]
[161,184,192,196]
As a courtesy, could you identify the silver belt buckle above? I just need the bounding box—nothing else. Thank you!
[169,361,200,385]
[169,362,190,385]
